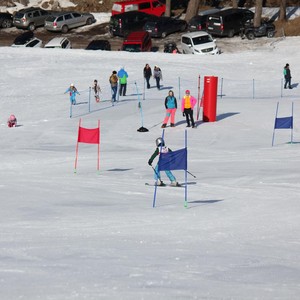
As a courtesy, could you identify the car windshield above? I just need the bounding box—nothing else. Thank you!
[123,44,141,52]
[192,35,213,45]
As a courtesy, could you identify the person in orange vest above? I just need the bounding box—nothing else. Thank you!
[181,89,197,128]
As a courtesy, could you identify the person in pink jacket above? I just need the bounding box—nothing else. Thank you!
[181,89,197,128]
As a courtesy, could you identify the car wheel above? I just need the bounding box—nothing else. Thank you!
[267,30,275,38]
[228,29,235,38]
[62,25,69,33]
[1,19,13,28]
[28,23,36,31]
[246,31,255,40]
[86,18,93,25]
[161,32,167,38]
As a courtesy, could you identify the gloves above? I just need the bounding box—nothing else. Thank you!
[183,112,185,117]
[148,160,152,166]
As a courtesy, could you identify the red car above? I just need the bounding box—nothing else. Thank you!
[112,0,165,16]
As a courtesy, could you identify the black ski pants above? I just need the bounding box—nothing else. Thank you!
[184,108,195,127]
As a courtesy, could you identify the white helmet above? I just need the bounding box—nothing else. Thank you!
[156,137,165,147]
[70,83,74,87]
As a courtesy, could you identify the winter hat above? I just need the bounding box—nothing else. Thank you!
[113,70,117,74]
[9,114,16,121]
[286,63,289,67]
[185,89,190,94]
[156,137,165,147]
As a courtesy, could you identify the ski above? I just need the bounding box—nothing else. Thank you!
[145,183,183,187]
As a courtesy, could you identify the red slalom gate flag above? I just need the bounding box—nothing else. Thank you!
[74,119,100,172]
[78,126,100,144]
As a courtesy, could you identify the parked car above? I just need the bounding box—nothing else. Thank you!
[240,20,276,40]
[44,37,72,49]
[109,11,158,37]
[188,8,220,32]
[85,40,111,50]
[13,7,51,30]
[112,0,165,16]
[0,12,13,29]
[181,31,219,55]
[206,8,254,37]
[143,16,187,38]
[12,31,34,45]
[122,31,152,52]
[12,37,42,48]
[44,12,96,33]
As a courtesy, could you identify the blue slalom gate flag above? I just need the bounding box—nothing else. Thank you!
[157,148,187,171]
[274,116,293,129]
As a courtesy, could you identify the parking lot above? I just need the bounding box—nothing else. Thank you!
[0,20,277,53]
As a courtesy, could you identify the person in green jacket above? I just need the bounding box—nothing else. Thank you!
[283,63,292,89]
[117,67,128,96]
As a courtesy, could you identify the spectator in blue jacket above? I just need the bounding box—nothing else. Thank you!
[117,67,128,96]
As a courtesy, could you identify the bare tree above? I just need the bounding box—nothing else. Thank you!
[165,0,171,17]
[254,0,263,27]
[185,0,200,22]
[279,0,287,21]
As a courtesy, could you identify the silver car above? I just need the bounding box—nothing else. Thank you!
[44,12,96,33]
[13,7,51,31]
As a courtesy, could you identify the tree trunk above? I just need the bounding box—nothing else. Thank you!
[254,0,263,27]
[185,0,200,22]
[232,0,238,8]
[165,0,171,17]
[279,0,287,21]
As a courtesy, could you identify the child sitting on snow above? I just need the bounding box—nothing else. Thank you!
[7,114,17,127]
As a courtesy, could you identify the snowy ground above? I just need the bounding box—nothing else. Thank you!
[0,34,300,299]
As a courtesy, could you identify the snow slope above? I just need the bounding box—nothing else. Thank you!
[0,36,300,299]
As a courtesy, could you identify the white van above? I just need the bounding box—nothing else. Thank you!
[181,31,219,55]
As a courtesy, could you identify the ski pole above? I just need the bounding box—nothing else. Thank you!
[187,170,196,178]
[150,165,160,179]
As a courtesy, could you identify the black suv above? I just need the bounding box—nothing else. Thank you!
[206,8,254,37]
[0,12,13,29]
[143,16,187,38]
[109,11,158,37]
[13,7,52,30]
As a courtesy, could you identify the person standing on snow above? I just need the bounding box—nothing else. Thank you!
[109,71,118,102]
[92,79,101,102]
[181,89,197,128]
[161,90,177,128]
[148,137,180,186]
[117,67,128,96]
[283,63,292,89]
[153,66,162,90]
[64,83,80,105]
[143,63,152,89]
